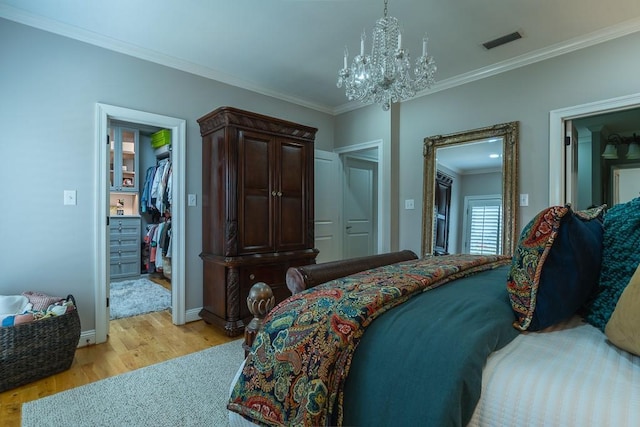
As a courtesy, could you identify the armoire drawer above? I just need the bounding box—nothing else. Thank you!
[239,264,288,293]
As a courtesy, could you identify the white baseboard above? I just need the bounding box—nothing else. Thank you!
[77,330,96,347]
[185,307,202,323]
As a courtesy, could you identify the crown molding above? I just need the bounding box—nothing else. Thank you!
[0,4,335,115]
[3,4,640,117]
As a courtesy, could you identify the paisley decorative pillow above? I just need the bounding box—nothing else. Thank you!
[507,205,605,331]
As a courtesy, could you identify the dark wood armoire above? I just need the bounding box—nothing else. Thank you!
[197,107,318,336]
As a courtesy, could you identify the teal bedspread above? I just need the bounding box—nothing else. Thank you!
[229,255,516,426]
[341,265,518,427]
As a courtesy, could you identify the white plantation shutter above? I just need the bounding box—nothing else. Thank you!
[465,197,502,255]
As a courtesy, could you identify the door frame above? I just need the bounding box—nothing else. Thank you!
[95,103,186,344]
[334,139,390,254]
[549,92,640,205]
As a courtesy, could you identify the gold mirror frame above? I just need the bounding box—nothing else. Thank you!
[421,121,519,257]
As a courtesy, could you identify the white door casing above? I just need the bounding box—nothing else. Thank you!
[549,92,640,206]
[334,139,389,255]
[95,103,186,344]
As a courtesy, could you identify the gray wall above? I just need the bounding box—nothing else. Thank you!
[0,19,334,333]
[3,16,640,337]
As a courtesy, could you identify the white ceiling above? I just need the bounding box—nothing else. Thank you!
[2,0,640,115]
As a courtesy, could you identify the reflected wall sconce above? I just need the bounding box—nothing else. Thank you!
[627,141,640,159]
[602,133,640,160]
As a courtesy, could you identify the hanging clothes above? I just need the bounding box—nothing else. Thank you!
[141,151,173,276]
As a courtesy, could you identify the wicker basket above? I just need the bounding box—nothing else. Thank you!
[0,295,81,392]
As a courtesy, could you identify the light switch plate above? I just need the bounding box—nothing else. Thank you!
[64,190,77,205]
[188,193,197,206]
[519,193,529,206]
[405,199,415,210]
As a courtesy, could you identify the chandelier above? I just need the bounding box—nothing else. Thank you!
[337,0,437,110]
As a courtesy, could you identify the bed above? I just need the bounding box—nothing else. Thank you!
[228,202,640,427]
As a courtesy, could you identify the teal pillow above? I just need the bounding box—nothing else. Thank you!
[586,197,640,331]
[507,205,605,331]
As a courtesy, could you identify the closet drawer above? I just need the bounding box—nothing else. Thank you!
[110,260,140,279]
[110,218,141,235]
[110,235,139,249]
[110,247,139,262]
[109,217,141,280]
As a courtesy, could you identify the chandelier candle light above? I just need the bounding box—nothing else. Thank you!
[337,0,437,110]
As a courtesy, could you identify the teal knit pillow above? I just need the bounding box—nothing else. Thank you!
[586,197,640,331]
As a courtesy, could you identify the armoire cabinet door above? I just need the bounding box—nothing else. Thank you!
[276,139,310,251]
[237,130,276,254]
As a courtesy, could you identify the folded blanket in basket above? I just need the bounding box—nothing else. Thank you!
[0,294,75,327]
[22,290,64,311]
[0,295,33,326]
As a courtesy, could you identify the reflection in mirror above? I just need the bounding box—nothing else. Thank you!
[570,109,640,210]
[422,122,519,257]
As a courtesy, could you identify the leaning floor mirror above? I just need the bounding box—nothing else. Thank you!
[422,121,519,258]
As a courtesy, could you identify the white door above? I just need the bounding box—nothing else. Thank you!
[314,150,342,263]
[343,156,377,259]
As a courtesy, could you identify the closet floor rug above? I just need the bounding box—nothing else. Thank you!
[110,278,171,320]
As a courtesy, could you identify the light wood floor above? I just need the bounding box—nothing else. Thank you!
[0,310,235,427]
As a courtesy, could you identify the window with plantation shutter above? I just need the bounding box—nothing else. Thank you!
[463,196,502,255]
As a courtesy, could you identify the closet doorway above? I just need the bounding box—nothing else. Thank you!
[95,104,186,344]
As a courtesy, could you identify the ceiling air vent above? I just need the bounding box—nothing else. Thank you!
[482,31,522,50]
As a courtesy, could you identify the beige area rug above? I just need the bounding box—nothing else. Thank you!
[21,340,245,426]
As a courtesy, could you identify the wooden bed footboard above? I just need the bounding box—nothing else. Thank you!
[243,250,418,355]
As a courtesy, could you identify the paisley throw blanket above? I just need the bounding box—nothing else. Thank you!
[228,254,511,426]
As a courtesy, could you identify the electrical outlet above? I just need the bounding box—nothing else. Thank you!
[519,193,529,206]
[188,193,197,206]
